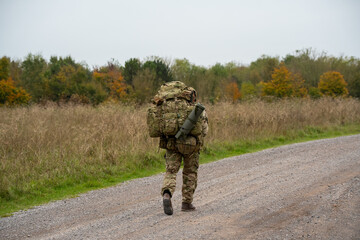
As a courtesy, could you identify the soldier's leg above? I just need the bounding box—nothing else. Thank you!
[161,149,182,197]
[182,151,200,204]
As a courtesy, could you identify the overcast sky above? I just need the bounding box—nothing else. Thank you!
[1,0,359,68]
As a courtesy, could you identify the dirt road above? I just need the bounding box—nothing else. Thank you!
[1,135,360,240]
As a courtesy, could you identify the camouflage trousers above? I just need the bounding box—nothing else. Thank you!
[161,149,200,204]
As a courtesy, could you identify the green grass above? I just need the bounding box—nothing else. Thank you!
[1,124,359,217]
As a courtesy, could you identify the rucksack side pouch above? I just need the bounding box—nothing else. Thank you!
[176,136,197,155]
[147,105,161,137]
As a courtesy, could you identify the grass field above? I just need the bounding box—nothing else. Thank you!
[1,97,360,216]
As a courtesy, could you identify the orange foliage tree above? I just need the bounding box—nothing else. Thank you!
[0,78,31,106]
[93,66,128,101]
[318,71,348,97]
[260,63,307,98]
[225,82,242,102]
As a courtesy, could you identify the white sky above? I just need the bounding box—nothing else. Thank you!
[1,0,359,68]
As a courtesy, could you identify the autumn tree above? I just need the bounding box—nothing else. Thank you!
[0,78,31,106]
[260,64,307,98]
[261,64,293,98]
[93,61,128,101]
[0,57,31,106]
[318,71,348,97]
[225,82,242,102]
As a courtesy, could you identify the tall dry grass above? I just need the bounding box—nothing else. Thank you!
[1,98,360,200]
[207,98,360,143]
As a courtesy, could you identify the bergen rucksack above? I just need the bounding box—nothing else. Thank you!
[146,81,202,138]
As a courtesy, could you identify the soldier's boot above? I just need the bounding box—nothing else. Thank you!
[181,202,196,212]
[163,193,173,215]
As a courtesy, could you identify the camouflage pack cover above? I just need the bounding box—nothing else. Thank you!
[152,81,194,105]
[147,81,202,138]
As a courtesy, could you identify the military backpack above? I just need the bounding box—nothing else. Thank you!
[146,81,202,138]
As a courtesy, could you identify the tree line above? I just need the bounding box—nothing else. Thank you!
[1,48,359,106]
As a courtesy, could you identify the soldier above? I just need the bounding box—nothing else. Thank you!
[156,83,208,215]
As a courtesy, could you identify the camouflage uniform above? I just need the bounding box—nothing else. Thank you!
[161,111,208,204]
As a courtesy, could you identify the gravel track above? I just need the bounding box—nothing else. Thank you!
[1,135,360,240]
